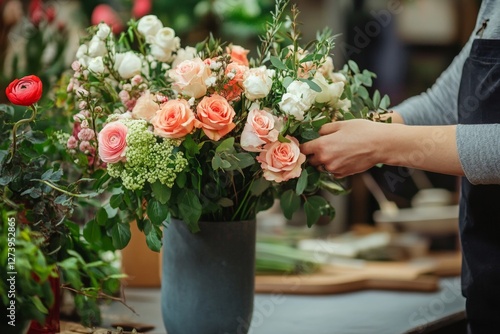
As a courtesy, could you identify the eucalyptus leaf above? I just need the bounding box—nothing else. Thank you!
[296,169,308,195]
[270,56,288,70]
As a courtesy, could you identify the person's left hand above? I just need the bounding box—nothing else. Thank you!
[300,119,388,178]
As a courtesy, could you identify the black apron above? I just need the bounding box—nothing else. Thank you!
[458,38,500,332]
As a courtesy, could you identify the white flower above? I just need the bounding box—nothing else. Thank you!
[137,15,163,42]
[287,80,317,105]
[96,23,111,40]
[278,80,317,120]
[114,52,143,79]
[279,93,310,120]
[76,44,88,59]
[150,44,173,63]
[330,72,347,84]
[88,36,107,57]
[243,66,274,100]
[152,28,180,52]
[335,98,351,112]
[313,73,344,106]
[88,56,105,74]
[149,28,180,62]
[172,46,198,68]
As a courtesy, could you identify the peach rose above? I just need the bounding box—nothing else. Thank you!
[241,106,282,152]
[221,62,248,101]
[132,91,160,121]
[227,45,249,67]
[151,99,197,139]
[169,57,211,98]
[98,121,128,163]
[196,94,235,141]
[257,136,306,183]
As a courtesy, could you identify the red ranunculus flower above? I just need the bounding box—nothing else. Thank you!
[5,75,43,106]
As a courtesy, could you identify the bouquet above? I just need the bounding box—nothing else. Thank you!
[60,0,390,251]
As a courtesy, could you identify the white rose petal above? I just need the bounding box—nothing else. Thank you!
[88,36,107,57]
[96,23,111,40]
[114,52,143,79]
[286,80,317,106]
[88,56,105,74]
[279,93,309,121]
[172,46,198,68]
[76,44,88,59]
[243,66,274,100]
[152,28,180,52]
[137,15,163,42]
[150,44,173,63]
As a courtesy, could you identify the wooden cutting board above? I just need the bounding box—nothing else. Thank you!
[255,252,461,295]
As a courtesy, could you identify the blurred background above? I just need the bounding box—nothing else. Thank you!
[0,0,482,279]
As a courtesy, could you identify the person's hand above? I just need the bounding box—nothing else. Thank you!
[301,119,388,178]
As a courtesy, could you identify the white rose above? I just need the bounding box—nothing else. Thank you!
[330,72,347,84]
[335,98,351,112]
[287,80,317,106]
[278,93,310,121]
[96,23,111,40]
[152,28,180,52]
[78,56,90,68]
[114,52,143,79]
[313,73,344,105]
[150,44,173,62]
[318,56,334,78]
[88,36,106,57]
[88,56,105,74]
[137,15,163,42]
[243,66,275,100]
[172,46,198,68]
[76,44,88,59]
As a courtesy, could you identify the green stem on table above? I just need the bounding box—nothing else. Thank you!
[8,105,37,163]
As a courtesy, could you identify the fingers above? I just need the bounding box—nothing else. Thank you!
[319,121,341,136]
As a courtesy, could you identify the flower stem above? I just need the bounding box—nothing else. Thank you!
[8,105,37,163]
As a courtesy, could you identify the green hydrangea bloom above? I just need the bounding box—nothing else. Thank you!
[107,119,188,190]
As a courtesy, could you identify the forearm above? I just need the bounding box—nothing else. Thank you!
[380,124,465,176]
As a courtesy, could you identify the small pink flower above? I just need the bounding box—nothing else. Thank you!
[119,90,130,104]
[257,136,306,183]
[78,128,96,141]
[71,61,81,72]
[196,94,235,141]
[79,140,92,153]
[151,99,197,139]
[131,75,143,85]
[67,136,78,149]
[98,121,128,163]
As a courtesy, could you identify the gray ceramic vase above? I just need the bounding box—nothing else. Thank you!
[161,218,256,334]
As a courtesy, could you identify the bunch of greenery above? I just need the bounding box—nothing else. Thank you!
[0,100,124,326]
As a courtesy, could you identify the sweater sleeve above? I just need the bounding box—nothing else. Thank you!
[457,125,500,185]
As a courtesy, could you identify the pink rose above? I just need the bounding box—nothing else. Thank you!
[151,99,197,139]
[241,107,282,152]
[169,58,211,98]
[132,91,159,121]
[257,136,306,183]
[227,45,249,67]
[221,62,247,102]
[196,94,235,141]
[98,122,128,163]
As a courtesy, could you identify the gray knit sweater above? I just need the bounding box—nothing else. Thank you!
[394,0,500,185]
